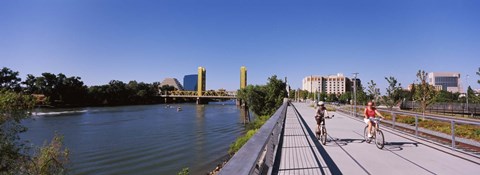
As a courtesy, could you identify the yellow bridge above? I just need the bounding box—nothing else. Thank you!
[160,66,246,104]
[160,90,237,99]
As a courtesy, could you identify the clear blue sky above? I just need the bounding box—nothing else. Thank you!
[1,0,479,93]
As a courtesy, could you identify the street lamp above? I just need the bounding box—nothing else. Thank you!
[466,74,470,114]
[318,81,321,102]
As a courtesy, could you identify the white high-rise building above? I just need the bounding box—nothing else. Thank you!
[302,75,322,93]
[302,73,352,94]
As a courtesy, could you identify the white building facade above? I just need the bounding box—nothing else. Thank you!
[427,72,462,93]
[302,73,352,94]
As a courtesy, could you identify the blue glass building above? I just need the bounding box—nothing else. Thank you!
[183,74,198,91]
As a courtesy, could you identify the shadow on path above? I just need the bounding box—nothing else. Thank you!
[289,103,343,175]
[384,142,420,151]
[328,138,366,146]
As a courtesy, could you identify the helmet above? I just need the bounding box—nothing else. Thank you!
[318,101,324,106]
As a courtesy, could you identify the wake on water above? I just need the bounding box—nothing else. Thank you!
[32,110,89,117]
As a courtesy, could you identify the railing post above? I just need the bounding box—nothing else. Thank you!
[415,115,418,137]
[392,112,396,129]
[451,121,456,150]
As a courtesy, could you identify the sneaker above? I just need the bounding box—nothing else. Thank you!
[368,133,372,138]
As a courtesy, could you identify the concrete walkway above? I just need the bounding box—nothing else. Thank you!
[276,105,336,175]
[280,102,480,175]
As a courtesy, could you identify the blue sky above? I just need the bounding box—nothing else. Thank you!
[1,0,479,93]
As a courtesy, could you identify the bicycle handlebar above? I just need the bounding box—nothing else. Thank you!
[325,115,335,119]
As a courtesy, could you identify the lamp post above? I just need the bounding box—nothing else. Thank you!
[353,74,356,116]
[318,81,321,102]
[466,74,469,114]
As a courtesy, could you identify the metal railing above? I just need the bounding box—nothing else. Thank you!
[219,99,289,175]
[335,106,480,150]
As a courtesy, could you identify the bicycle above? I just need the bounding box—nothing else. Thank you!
[363,117,385,149]
[315,115,334,145]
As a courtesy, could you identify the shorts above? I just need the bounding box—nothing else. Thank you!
[316,117,325,125]
[364,117,376,125]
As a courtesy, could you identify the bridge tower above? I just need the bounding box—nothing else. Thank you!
[197,67,207,104]
[240,66,247,89]
[238,66,248,106]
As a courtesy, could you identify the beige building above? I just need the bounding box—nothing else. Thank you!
[428,72,462,93]
[302,73,352,94]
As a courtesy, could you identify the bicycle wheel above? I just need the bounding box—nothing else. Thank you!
[375,130,385,149]
[321,127,327,145]
[364,126,371,143]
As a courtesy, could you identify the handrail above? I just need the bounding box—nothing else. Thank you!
[376,109,480,125]
[219,99,289,175]
[335,106,480,150]
[339,105,480,125]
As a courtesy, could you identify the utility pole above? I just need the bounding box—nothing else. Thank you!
[353,73,359,117]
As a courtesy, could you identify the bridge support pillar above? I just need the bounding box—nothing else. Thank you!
[196,98,208,105]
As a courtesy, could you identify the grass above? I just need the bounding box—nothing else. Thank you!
[228,115,270,155]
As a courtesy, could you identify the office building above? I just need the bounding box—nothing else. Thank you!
[428,72,462,93]
[183,74,198,91]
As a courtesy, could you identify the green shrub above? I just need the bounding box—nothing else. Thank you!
[177,167,189,175]
[228,129,258,155]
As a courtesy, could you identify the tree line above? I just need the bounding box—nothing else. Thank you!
[0,67,168,107]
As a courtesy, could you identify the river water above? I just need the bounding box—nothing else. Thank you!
[21,102,246,175]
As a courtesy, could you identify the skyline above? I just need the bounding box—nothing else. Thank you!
[1,0,479,93]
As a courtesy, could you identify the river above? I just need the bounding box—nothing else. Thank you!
[21,102,246,175]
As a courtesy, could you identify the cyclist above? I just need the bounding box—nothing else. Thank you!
[364,101,385,138]
[316,101,330,134]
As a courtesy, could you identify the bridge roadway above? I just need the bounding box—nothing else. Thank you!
[276,102,479,175]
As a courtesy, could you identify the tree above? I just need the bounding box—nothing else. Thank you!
[288,89,296,99]
[326,93,338,102]
[467,86,479,104]
[0,67,21,91]
[382,76,402,109]
[263,75,288,115]
[398,89,413,101]
[477,67,480,84]
[367,80,380,102]
[0,90,68,174]
[319,92,327,102]
[415,70,436,114]
[237,75,287,116]
[298,90,309,100]
[338,92,351,104]
[23,74,38,94]
[41,73,57,98]
[434,90,459,103]
[353,83,368,105]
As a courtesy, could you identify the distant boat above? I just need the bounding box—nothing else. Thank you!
[177,107,182,111]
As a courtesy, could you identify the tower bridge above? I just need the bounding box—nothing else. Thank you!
[160,66,247,104]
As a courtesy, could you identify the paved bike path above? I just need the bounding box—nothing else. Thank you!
[291,102,480,175]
